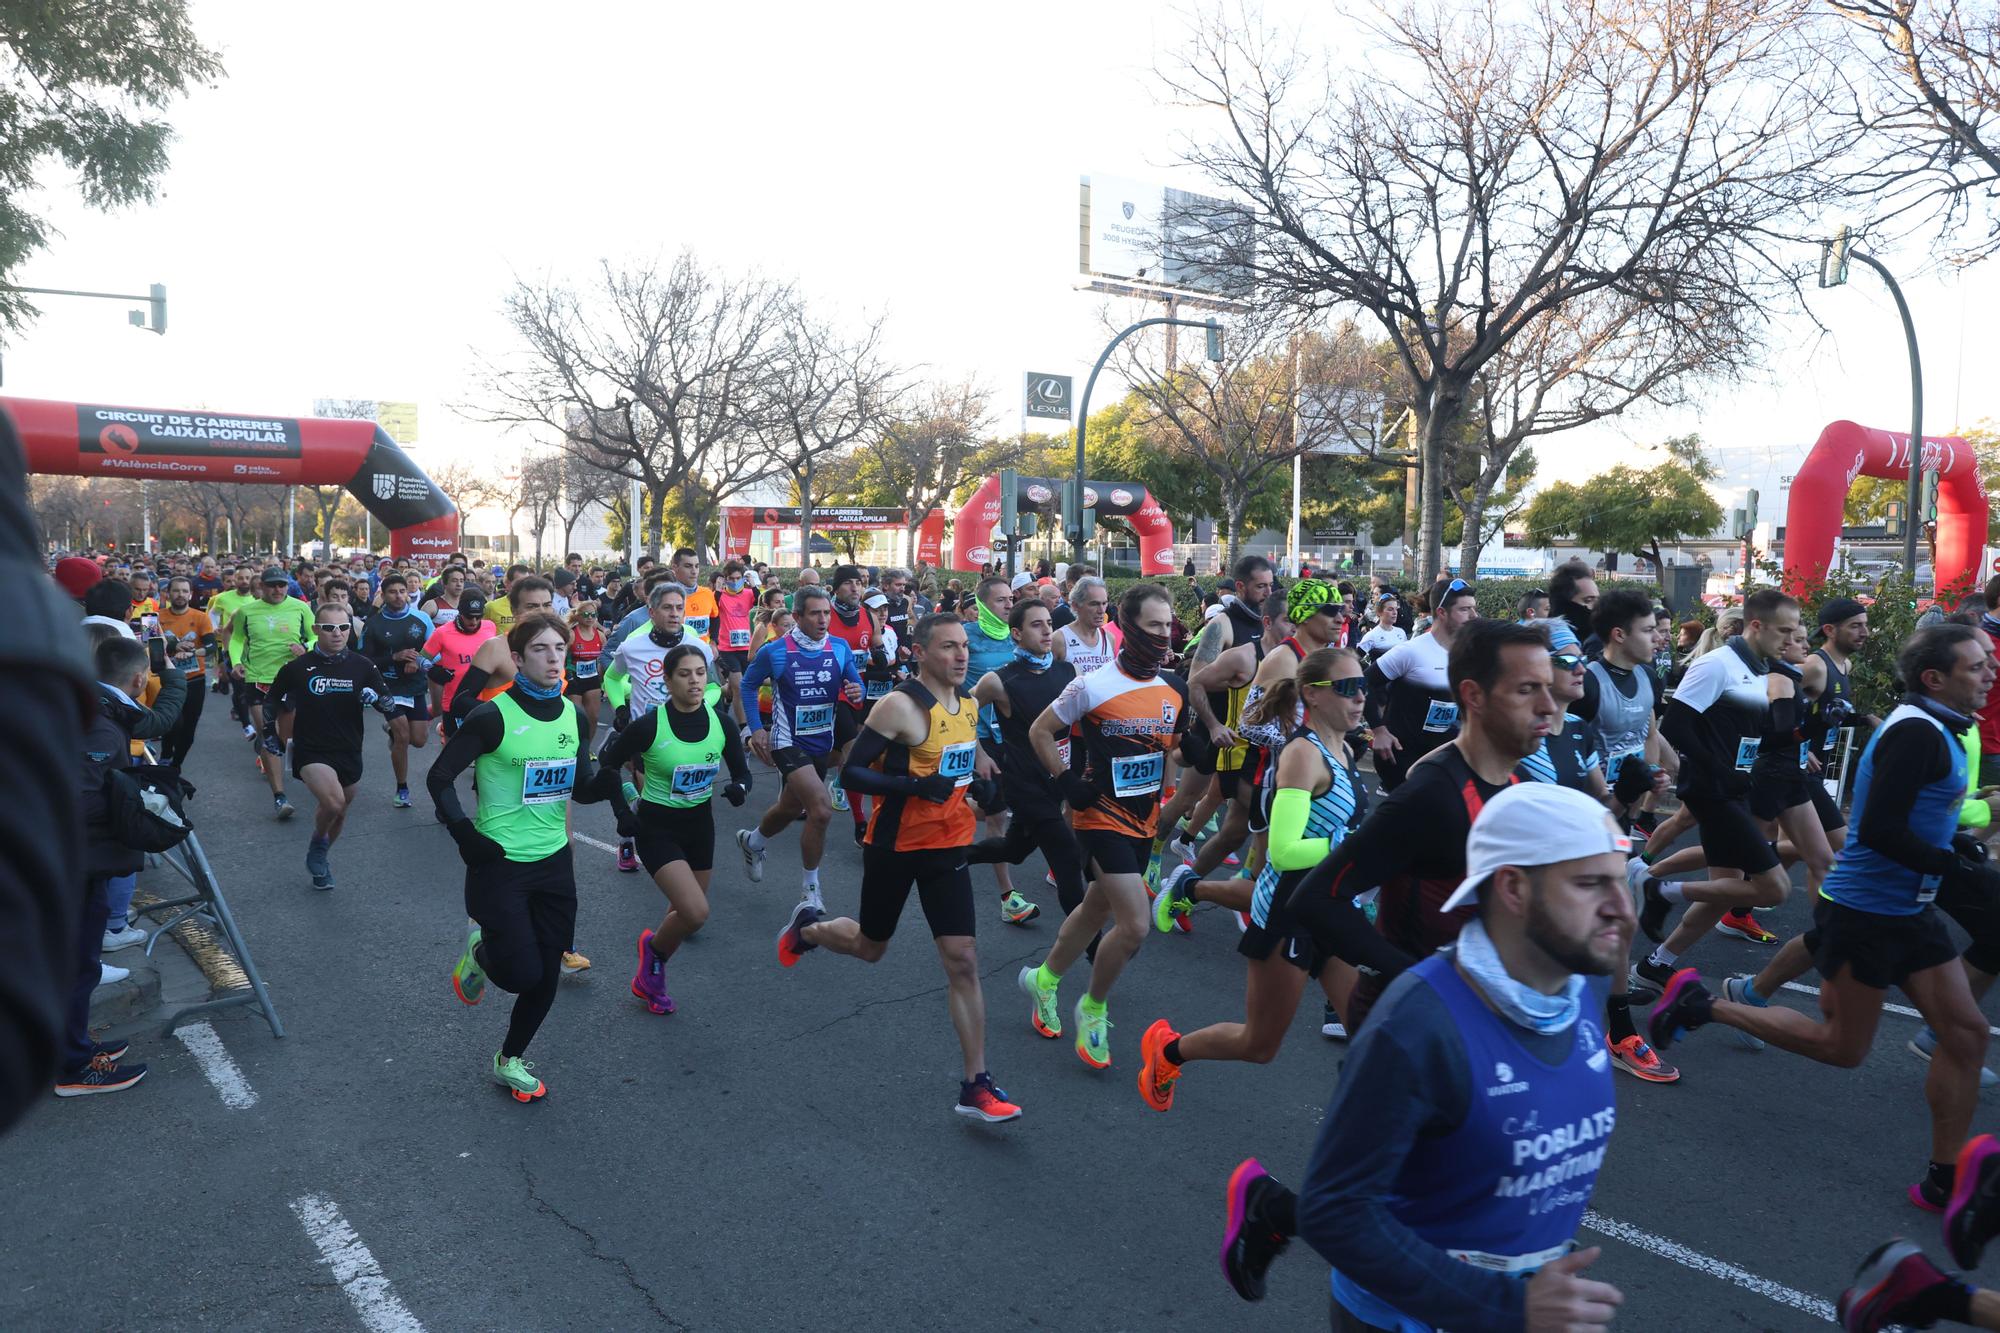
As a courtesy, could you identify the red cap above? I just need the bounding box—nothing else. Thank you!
[53,556,103,600]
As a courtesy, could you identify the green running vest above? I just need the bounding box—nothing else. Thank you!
[474,692,580,860]
[641,702,724,809]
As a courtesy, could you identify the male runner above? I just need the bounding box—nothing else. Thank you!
[483,564,530,636]
[1053,575,1120,674]
[1632,587,1799,992]
[879,566,915,670]
[713,558,759,728]
[1159,558,1275,853]
[671,548,718,643]
[358,572,434,807]
[1364,576,1477,790]
[1016,584,1187,1069]
[775,612,1022,1123]
[1220,782,1630,1327]
[961,572,1038,924]
[228,566,313,818]
[422,591,499,727]
[738,585,863,910]
[1652,623,1998,1210]
[269,604,395,889]
[155,575,215,771]
[208,565,256,713]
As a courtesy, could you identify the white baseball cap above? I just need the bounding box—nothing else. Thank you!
[1010,571,1034,590]
[1439,783,1633,913]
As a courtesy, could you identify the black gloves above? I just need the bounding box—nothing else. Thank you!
[447,818,506,867]
[1059,772,1097,809]
[1612,755,1656,806]
[612,704,630,732]
[723,781,748,807]
[967,776,1003,814]
[614,806,638,839]
[427,662,455,685]
[912,773,957,803]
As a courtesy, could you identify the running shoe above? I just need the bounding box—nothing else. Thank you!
[801,884,825,916]
[1608,1034,1680,1083]
[393,785,411,809]
[1625,855,1649,903]
[1018,965,1061,1038]
[954,1072,1022,1123]
[736,828,765,883]
[1167,826,1196,863]
[1719,975,1768,1050]
[1154,865,1198,933]
[88,1038,130,1063]
[828,776,849,813]
[1837,1239,1964,1332]
[241,723,257,741]
[1236,909,1252,934]
[631,930,674,1015]
[305,839,332,890]
[1074,999,1112,1069]
[1637,876,1671,943]
[1321,1005,1347,1041]
[1908,1026,2000,1088]
[1628,955,1674,1001]
[491,1053,545,1102]
[777,900,821,968]
[53,1054,148,1097]
[1138,1018,1181,1112]
[1000,891,1041,926]
[1947,1134,2000,1268]
[1716,909,1778,944]
[451,927,486,1006]
[98,961,128,986]
[1647,968,1712,1051]
[616,840,639,873]
[274,793,295,821]
[1221,1158,1290,1302]
[560,950,591,976]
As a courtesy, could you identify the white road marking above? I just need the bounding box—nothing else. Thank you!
[1582,1210,1837,1322]
[290,1195,426,1333]
[1780,980,2000,1037]
[572,832,619,854]
[174,1021,257,1109]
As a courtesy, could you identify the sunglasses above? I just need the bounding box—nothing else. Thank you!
[315,623,351,633]
[1307,677,1367,697]
[1443,578,1468,596]
[1551,651,1584,672]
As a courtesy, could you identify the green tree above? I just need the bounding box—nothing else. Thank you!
[1522,435,1724,574]
[0,3,221,330]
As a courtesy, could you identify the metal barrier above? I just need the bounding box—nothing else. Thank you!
[138,828,285,1039]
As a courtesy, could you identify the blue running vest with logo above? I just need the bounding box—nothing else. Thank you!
[772,636,844,756]
[1821,702,1965,915]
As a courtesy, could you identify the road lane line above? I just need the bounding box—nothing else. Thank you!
[573,832,619,855]
[1780,981,2000,1037]
[290,1195,425,1333]
[174,1021,257,1108]
[1582,1210,1835,1322]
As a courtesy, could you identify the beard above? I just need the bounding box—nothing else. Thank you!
[1524,888,1621,977]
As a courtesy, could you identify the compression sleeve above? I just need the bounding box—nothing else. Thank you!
[839,723,939,798]
[739,643,775,731]
[427,702,503,826]
[1961,725,1990,829]
[603,660,631,709]
[718,701,751,786]
[1267,786,1329,871]
[449,666,494,725]
[1855,718,1959,876]
[595,707,658,771]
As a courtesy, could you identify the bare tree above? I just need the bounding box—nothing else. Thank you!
[854,380,1003,567]
[549,449,620,555]
[471,252,791,559]
[516,453,565,566]
[1167,0,1838,585]
[762,300,902,561]
[428,458,501,542]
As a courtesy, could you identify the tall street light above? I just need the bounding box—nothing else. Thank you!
[1819,228,1923,575]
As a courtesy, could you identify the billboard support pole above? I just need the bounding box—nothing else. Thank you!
[628,478,641,575]
[1073,315,1220,564]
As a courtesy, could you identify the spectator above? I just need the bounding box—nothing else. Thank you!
[1515,588,1550,622]
[1183,555,1197,577]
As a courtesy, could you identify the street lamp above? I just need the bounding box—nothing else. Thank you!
[1819,228,1923,575]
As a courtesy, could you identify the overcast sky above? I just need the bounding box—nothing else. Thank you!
[8,0,1994,540]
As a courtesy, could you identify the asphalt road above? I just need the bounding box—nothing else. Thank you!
[3,695,1996,1331]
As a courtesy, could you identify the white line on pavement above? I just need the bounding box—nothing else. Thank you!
[174,1021,257,1109]
[1583,1210,1836,1322]
[1780,981,2000,1037]
[573,832,619,855]
[290,1195,425,1333]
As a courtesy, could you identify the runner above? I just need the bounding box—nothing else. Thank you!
[1176,586,1279,901]
[357,572,434,808]
[483,563,531,636]
[1218,782,1630,1326]
[1651,623,1997,1210]
[673,548,719,644]
[737,585,864,911]
[421,590,499,729]
[1053,575,1120,674]
[959,572,1039,925]
[566,600,606,735]
[600,581,717,875]
[1631,588,1800,993]
[593,642,752,1016]
[268,604,395,890]
[1015,584,1188,1070]
[208,566,256,721]
[429,612,624,1102]
[713,559,758,728]
[1137,644,1367,1111]
[773,612,1022,1124]
[1354,591,1406,663]
[965,598,1083,923]
[419,563,465,625]
[1159,558,1275,852]
[228,566,314,819]
[154,575,215,772]
[1364,576,1477,790]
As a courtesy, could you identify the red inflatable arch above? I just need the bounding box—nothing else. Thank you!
[952,474,1176,575]
[5,395,458,558]
[1782,420,1987,600]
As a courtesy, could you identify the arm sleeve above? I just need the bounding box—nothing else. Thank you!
[1295,984,1525,1330]
[426,703,503,825]
[568,702,613,807]
[840,721,935,798]
[595,708,659,771]
[449,666,494,725]
[740,643,773,730]
[1267,786,1330,871]
[1856,720,1959,875]
[228,612,249,663]
[718,702,751,786]
[1961,727,1990,829]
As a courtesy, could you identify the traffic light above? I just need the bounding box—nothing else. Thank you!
[1819,226,1850,288]
[1204,319,1223,362]
[1925,467,1941,523]
[149,283,167,336]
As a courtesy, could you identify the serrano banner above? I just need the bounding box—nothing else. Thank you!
[951,473,1175,574]
[5,395,459,557]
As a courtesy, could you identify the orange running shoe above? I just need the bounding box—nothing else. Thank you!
[1608,1034,1680,1083]
[1138,1019,1182,1112]
[1717,910,1778,945]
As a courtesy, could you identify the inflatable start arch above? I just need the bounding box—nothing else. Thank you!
[1782,420,1987,599]
[952,474,1175,574]
[5,396,458,557]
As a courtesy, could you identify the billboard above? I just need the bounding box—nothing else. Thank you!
[1080,175,1255,299]
[310,399,420,444]
[1023,372,1072,421]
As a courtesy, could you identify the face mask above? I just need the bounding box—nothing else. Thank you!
[1117,624,1170,680]
[726,579,744,592]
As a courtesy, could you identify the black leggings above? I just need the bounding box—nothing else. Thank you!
[966,806,1087,914]
[159,672,205,769]
[464,847,577,1059]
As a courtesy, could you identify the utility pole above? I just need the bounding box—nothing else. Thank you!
[1820,229,1923,575]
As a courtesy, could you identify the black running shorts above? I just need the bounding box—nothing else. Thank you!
[1806,897,1957,991]
[771,745,831,780]
[292,746,362,788]
[635,800,716,874]
[716,649,748,675]
[858,843,975,943]
[1681,793,1781,876]
[1238,868,1323,976]
[1809,782,1846,833]
[1750,773,1815,821]
[1077,828,1152,878]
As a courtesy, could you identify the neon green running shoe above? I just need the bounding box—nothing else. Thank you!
[1075,998,1112,1069]
[491,1053,544,1101]
[1155,864,1197,933]
[451,928,485,1006]
[1018,965,1061,1038]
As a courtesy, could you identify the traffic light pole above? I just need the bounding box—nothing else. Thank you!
[1072,315,1220,564]
[1842,250,1924,575]
[0,282,166,334]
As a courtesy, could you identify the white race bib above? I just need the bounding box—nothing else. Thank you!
[729,627,751,649]
[1056,737,1072,768]
[574,657,599,679]
[1734,737,1760,771]
[1110,752,1164,798]
[865,676,893,700]
[796,702,834,736]
[671,763,718,799]
[521,757,576,805]
[939,741,977,787]
[1422,699,1459,733]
